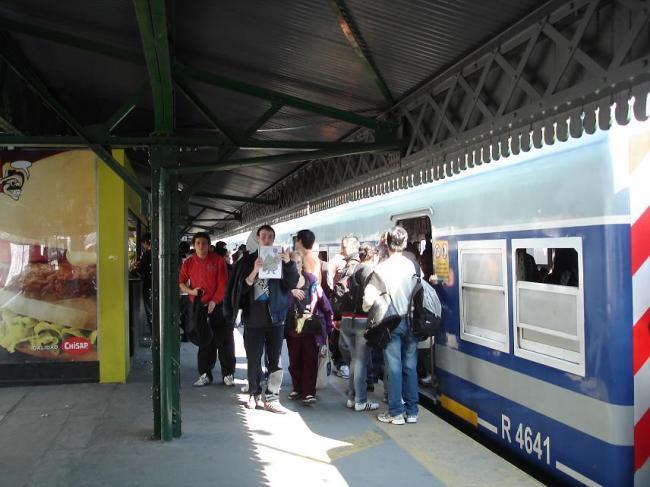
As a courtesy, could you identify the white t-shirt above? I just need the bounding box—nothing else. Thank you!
[363,252,417,316]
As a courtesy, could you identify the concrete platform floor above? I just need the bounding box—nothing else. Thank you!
[0,330,542,487]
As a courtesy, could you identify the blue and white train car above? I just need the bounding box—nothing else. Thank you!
[223,122,650,486]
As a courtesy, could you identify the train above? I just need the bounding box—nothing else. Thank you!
[222,120,649,486]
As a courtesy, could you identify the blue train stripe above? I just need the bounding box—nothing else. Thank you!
[436,345,633,447]
[437,368,634,486]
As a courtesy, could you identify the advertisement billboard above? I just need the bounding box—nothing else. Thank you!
[0,150,98,379]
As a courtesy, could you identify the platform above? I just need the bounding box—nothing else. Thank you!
[0,330,542,487]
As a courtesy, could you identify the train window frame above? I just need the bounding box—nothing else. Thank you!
[457,239,510,353]
[511,237,585,377]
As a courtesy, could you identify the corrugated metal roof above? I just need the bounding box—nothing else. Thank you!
[0,0,545,233]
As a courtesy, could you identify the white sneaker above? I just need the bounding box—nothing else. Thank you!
[404,413,418,424]
[337,365,350,379]
[240,384,249,393]
[346,399,355,409]
[377,412,405,425]
[223,374,235,386]
[264,400,288,414]
[192,373,211,387]
[355,401,379,412]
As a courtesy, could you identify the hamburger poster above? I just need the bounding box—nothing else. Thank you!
[0,150,98,364]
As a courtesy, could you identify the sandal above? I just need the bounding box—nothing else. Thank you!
[288,391,301,400]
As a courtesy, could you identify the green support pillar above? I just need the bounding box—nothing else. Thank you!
[151,146,181,440]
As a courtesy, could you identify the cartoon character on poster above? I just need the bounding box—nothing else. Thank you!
[0,160,32,201]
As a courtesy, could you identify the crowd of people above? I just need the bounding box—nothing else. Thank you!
[155,223,434,424]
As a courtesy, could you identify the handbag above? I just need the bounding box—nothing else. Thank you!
[289,280,323,335]
[295,312,322,335]
[316,346,331,389]
[366,292,401,331]
[364,273,401,349]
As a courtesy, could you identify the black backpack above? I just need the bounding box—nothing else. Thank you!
[409,274,442,339]
[330,260,358,317]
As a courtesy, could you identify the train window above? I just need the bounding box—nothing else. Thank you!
[457,240,510,353]
[511,238,585,377]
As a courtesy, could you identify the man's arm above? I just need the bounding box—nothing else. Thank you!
[178,259,199,296]
[210,256,228,304]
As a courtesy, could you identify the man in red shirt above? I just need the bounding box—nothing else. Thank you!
[179,232,232,387]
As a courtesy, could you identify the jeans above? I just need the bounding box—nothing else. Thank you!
[340,317,370,404]
[383,319,419,417]
[244,325,284,400]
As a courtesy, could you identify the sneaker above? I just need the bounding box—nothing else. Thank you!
[245,395,257,409]
[377,412,406,425]
[223,374,235,386]
[240,384,249,393]
[404,414,418,424]
[355,401,379,412]
[337,365,350,379]
[288,391,301,400]
[346,399,355,409]
[303,395,317,404]
[419,375,432,386]
[264,400,288,414]
[192,373,211,387]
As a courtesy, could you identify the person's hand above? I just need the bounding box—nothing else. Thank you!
[253,257,263,272]
[333,319,341,330]
[319,345,328,357]
[190,287,201,297]
[207,301,216,314]
[280,248,290,263]
[291,289,305,300]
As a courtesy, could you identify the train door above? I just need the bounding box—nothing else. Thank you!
[391,210,436,395]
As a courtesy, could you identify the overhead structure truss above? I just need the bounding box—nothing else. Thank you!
[223,0,650,236]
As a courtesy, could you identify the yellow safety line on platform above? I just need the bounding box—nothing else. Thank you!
[328,430,385,461]
[440,394,478,427]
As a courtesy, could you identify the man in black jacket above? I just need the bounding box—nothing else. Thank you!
[224,225,299,413]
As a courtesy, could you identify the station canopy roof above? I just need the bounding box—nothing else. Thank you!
[0,1,584,234]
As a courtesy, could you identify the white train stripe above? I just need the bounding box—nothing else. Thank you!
[635,361,650,424]
[555,461,602,487]
[629,152,650,223]
[436,345,634,446]
[635,456,650,487]
[433,216,630,238]
[477,417,498,434]
[633,258,650,325]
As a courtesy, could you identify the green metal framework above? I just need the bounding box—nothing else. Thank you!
[0,1,401,442]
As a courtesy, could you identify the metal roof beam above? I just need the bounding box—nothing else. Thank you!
[105,82,149,133]
[193,191,277,205]
[328,0,394,105]
[0,33,149,203]
[174,76,241,145]
[133,0,174,133]
[173,142,398,175]
[0,17,143,63]
[174,62,394,133]
[187,201,239,217]
[243,101,283,138]
[0,17,393,135]
[0,134,391,150]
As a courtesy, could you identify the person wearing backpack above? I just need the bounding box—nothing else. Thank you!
[363,226,419,425]
[329,234,359,379]
[339,242,379,412]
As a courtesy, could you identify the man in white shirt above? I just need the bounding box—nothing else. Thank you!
[363,226,419,425]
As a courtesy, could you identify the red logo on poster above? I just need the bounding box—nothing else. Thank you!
[62,337,91,355]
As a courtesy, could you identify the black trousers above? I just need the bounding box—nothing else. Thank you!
[243,325,284,397]
[197,305,236,381]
